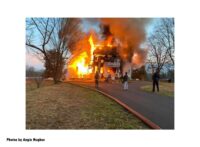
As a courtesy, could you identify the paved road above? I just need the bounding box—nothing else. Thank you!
[70,81,174,129]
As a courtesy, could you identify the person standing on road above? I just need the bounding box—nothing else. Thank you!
[123,72,129,90]
[108,73,111,83]
[95,71,99,88]
[152,69,160,92]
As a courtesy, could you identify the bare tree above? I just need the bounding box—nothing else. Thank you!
[147,18,174,74]
[43,50,65,83]
[26,18,83,84]
[147,34,169,73]
[26,66,44,88]
[158,18,174,65]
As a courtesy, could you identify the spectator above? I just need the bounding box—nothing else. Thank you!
[95,71,99,88]
[152,69,160,92]
[123,72,129,90]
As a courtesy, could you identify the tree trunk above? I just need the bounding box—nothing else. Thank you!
[53,76,59,84]
[53,78,58,84]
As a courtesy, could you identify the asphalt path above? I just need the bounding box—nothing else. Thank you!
[70,80,174,129]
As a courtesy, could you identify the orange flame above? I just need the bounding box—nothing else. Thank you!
[67,33,116,79]
[106,36,113,47]
[89,35,95,64]
[67,35,96,78]
[69,52,89,78]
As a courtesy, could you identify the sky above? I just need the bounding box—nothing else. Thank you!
[26,53,45,70]
[26,18,157,71]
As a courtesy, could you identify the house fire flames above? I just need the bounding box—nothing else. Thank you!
[66,34,124,80]
[66,19,149,80]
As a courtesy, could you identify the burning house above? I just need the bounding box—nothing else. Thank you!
[66,18,149,80]
[92,41,121,79]
[66,33,123,80]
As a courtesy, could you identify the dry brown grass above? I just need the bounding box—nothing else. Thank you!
[26,83,150,129]
[26,79,54,91]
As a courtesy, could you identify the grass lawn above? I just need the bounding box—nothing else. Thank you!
[26,79,54,91]
[140,82,174,97]
[26,82,150,129]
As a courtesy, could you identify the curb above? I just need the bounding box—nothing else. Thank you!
[67,82,161,129]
